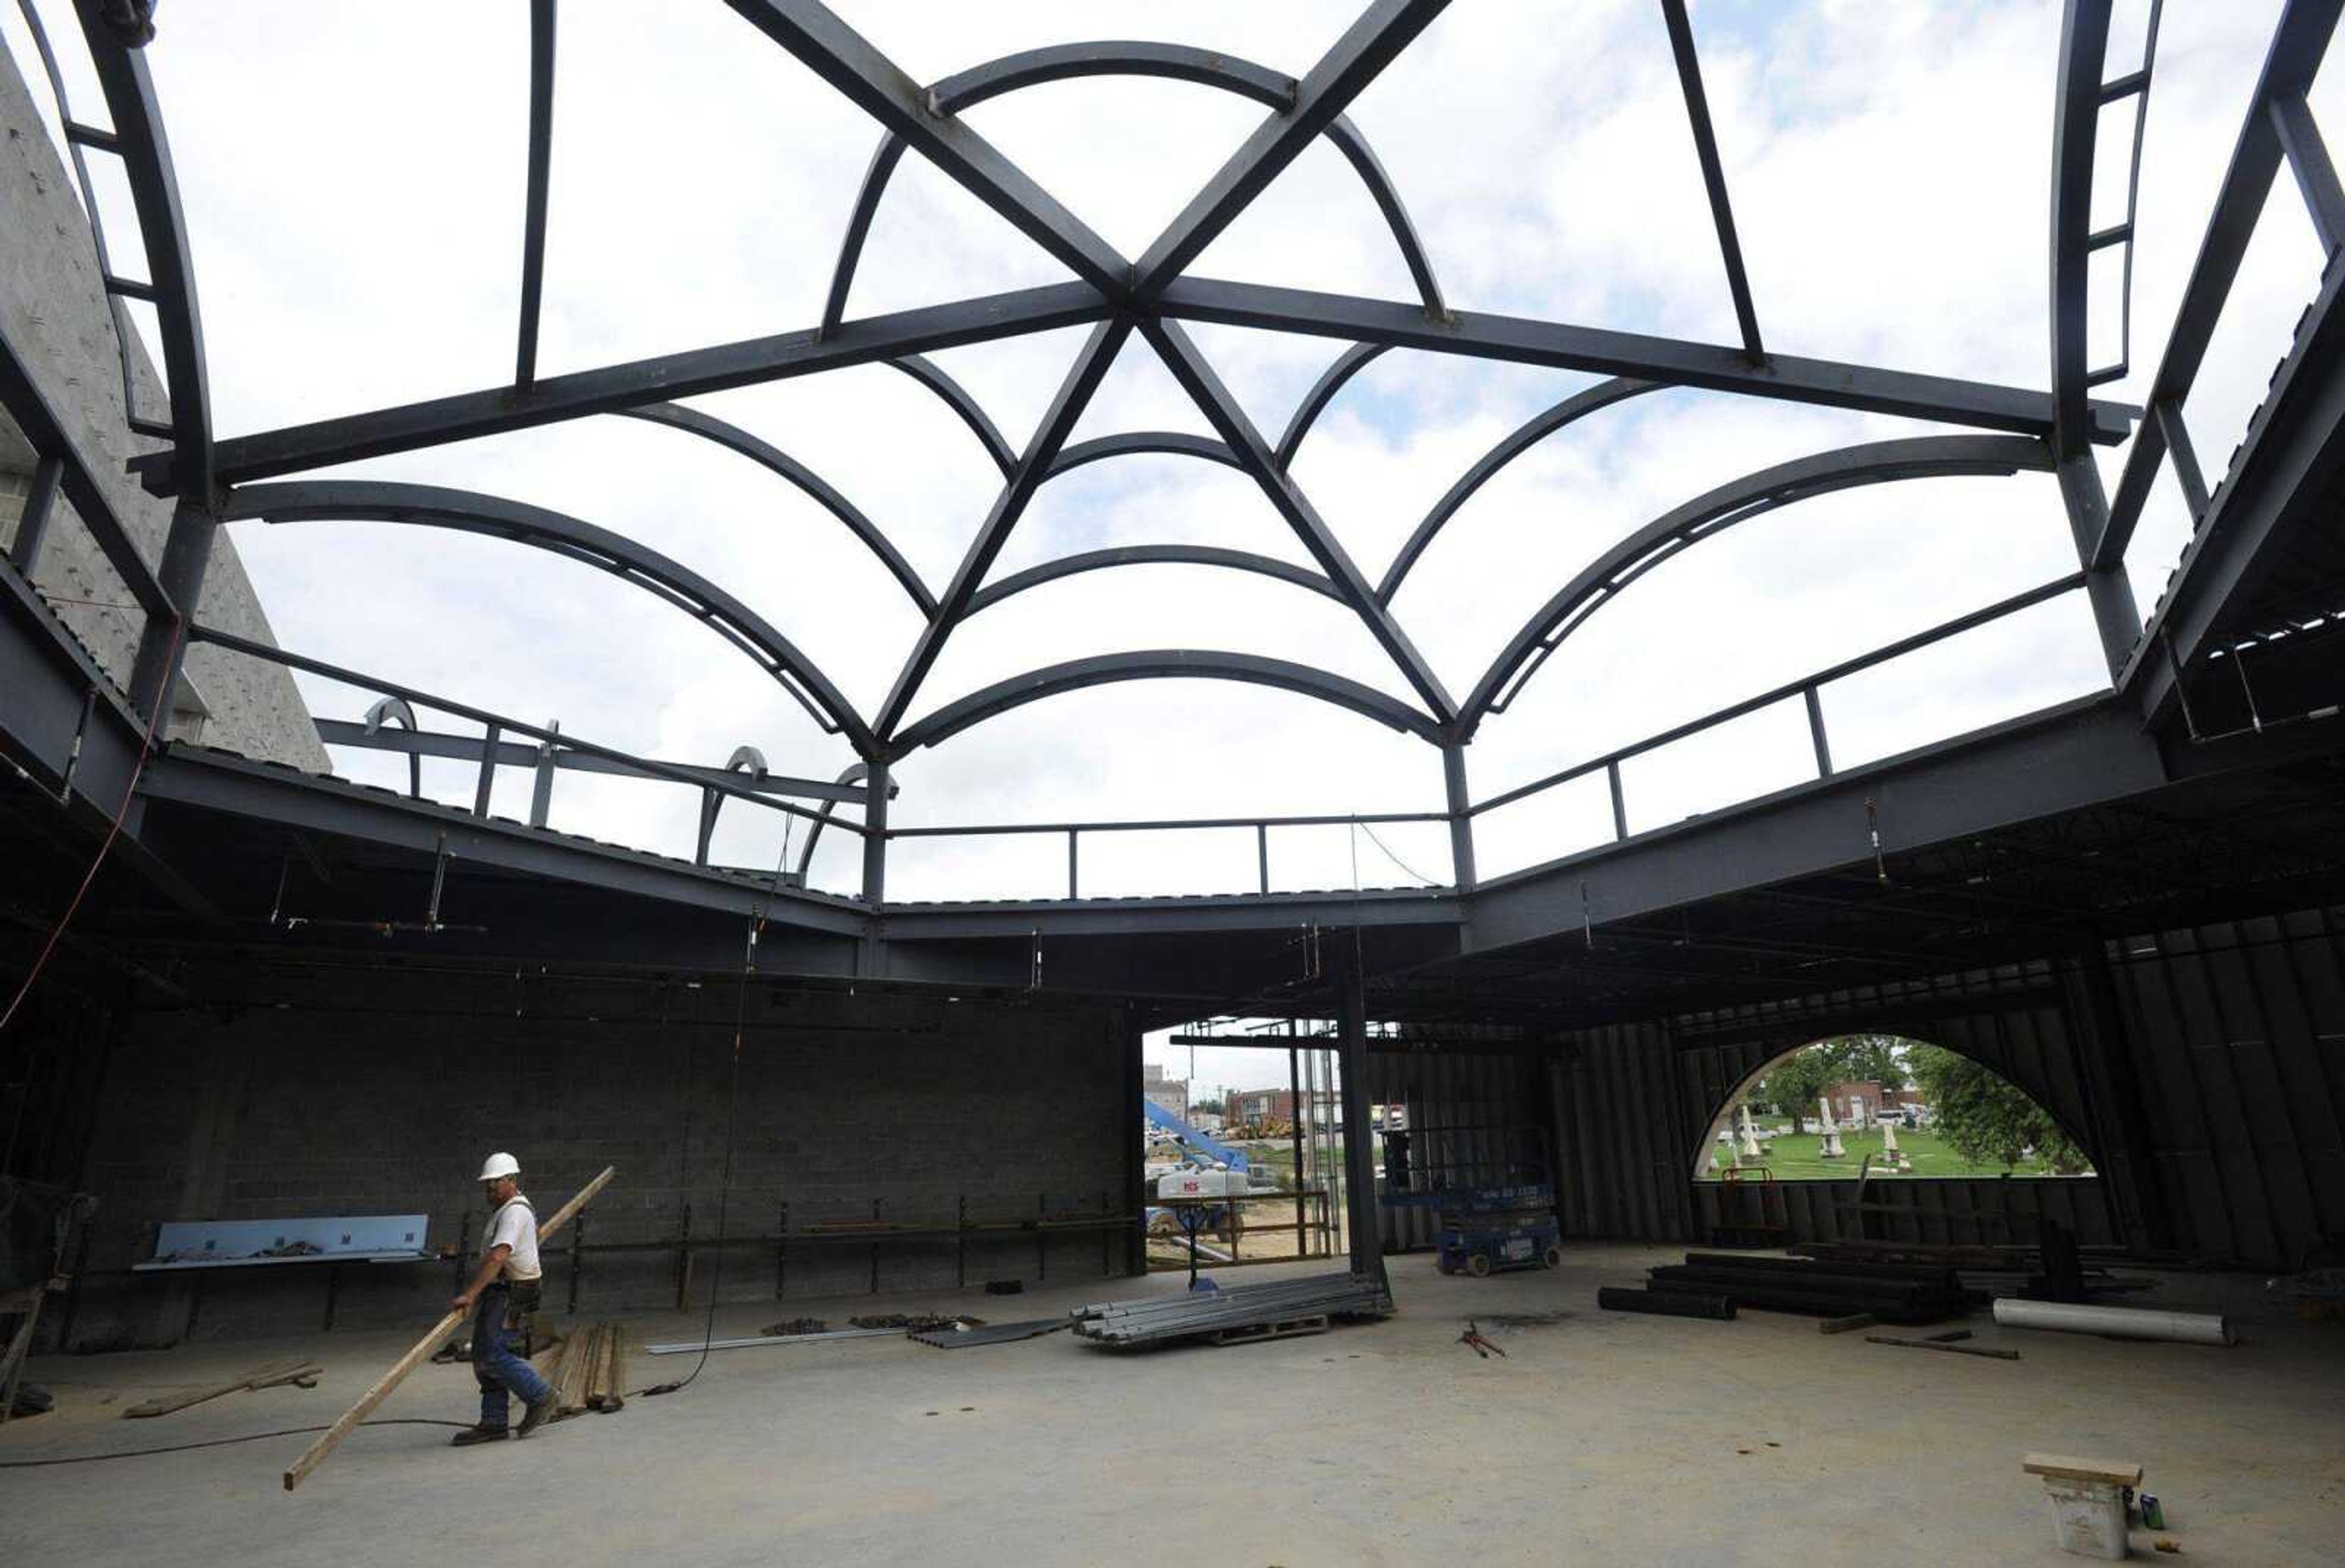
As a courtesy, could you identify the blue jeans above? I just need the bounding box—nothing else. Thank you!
[472,1283,550,1428]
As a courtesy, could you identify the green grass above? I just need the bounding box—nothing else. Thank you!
[1696,1128,2091,1181]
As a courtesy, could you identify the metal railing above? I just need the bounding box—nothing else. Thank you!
[1469,573,2088,837]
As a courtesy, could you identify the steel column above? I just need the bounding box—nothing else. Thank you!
[1442,741,1476,892]
[1334,942,1386,1282]
[514,0,558,385]
[7,456,62,574]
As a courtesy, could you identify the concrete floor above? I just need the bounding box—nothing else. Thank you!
[3,1244,2339,1567]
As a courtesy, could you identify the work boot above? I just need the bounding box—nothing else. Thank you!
[449,1424,510,1446]
[516,1391,558,1439]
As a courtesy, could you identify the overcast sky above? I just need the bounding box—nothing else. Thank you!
[5,1,2329,1018]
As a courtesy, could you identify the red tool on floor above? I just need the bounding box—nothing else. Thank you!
[1458,1321,1507,1359]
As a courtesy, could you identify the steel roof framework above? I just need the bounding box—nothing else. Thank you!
[19,0,2334,923]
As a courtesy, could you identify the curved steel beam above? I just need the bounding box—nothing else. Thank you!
[887,354,1016,475]
[964,545,1343,619]
[362,696,423,799]
[1275,341,1389,469]
[1461,435,2056,732]
[930,41,1294,112]
[894,650,1444,752]
[820,42,1446,335]
[820,133,907,338]
[224,481,877,757]
[1045,430,1243,478]
[2049,0,2143,674]
[1378,377,1661,604]
[617,402,937,614]
[793,761,890,884]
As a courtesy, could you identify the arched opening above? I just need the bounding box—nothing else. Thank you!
[1692,1035,2096,1183]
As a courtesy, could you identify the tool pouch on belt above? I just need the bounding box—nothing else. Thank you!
[505,1279,542,1332]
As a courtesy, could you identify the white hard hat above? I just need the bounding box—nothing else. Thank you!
[478,1152,521,1181]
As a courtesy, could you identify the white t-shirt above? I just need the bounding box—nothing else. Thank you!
[486,1196,541,1282]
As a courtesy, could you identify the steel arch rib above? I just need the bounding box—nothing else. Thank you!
[617,402,937,614]
[964,546,1343,619]
[888,355,1017,474]
[818,41,1447,332]
[1045,430,1243,477]
[1460,435,2056,731]
[1378,377,1661,604]
[1276,341,1391,468]
[223,481,877,757]
[893,650,1444,752]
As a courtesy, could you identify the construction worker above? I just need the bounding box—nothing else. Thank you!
[449,1152,556,1445]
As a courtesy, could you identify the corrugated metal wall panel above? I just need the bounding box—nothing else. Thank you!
[1540,904,2345,1267]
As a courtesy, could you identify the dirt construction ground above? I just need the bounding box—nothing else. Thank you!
[4,1244,2340,1566]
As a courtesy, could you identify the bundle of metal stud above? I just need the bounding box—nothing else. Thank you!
[1069,1273,1391,1348]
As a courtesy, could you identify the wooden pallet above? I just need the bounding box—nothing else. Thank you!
[1208,1313,1329,1346]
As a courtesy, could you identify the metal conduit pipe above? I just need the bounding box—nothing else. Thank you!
[1991,1298,2235,1346]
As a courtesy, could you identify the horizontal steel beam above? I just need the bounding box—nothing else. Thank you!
[133,282,1112,494]
[1157,277,2137,442]
[882,885,1462,942]
[311,719,870,804]
[136,746,872,938]
[1467,695,2171,954]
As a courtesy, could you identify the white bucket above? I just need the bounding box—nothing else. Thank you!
[2043,1477,2129,1559]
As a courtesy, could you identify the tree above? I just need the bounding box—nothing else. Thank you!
[1192,1095,1225,1119]
[1907,1045,2090,1174]
[1751,1048,1836,1133]
[1746,1036,1908,1133]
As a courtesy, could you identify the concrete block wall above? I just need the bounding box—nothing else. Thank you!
[59,967,1135,1346]
[0,42,324,771]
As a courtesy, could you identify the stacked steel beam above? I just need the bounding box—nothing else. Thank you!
[1609,1252,1977,1324]
[1071,1273,1391,1348]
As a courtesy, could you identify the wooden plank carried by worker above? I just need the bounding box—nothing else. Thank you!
[125,1358,323,1418]
[283,1165,613,1492]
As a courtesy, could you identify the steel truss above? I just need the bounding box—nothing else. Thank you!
[9,0,2338,929]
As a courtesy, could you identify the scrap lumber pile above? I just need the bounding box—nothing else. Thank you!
[1608,1251,1977,1324]
[1071,1273,1390,1349]
[541,1321,628,1417]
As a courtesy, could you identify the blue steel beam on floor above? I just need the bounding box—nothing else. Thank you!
[962,546,1342,620]
[1378,377,1661,604]
[1460,434,2059,733]
[220,481,876,757]
[616,402,937,614]
[892,649,1445,752]
[514,0,558,387]
[1133,0,1454,302]
[1659,0,1763,362]
[2093,0,2344,570]
[129,281,1113,494]
[1147,318,1458,723]
[1155,277,2139,443]
[874,319,1133,739]
[723,0,1130,296]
